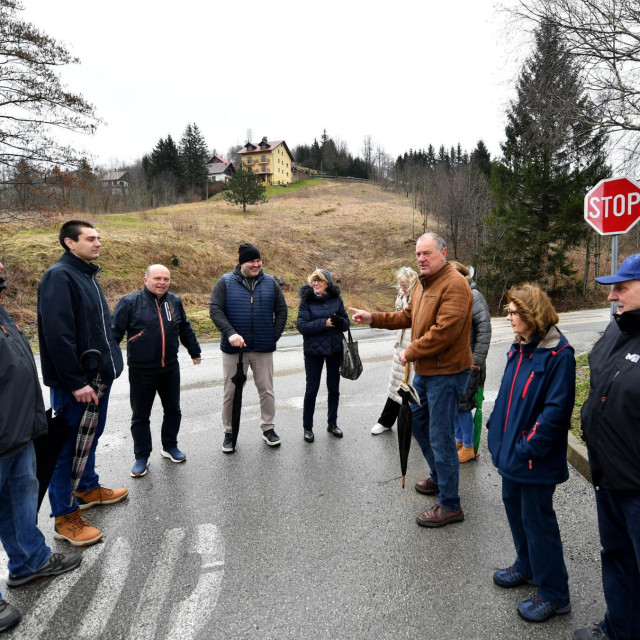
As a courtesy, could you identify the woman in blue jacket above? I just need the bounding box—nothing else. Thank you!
[297,269,350,443]
[487,283,575,623]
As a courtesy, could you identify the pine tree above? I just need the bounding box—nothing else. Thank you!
[490,18,609,290]
[148,135,182,190]
[179,123,209,196]
[223,165,267,212]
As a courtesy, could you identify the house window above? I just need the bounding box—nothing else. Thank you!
[247,158,253,164]
[262,166,267,172]
[261,155,267,162]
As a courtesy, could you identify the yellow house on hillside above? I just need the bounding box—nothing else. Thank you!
[239,137,294,186]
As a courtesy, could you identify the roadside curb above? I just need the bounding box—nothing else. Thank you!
[567,432,592,484]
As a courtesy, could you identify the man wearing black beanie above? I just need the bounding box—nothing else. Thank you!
[209,243,288,451]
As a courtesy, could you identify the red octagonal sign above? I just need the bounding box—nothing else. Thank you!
[584,176,640,236]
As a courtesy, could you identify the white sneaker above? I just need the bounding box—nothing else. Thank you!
[371,423,391,435]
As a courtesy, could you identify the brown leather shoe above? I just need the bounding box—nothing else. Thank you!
[75,486,129,510]
[416,504,464,528]
[414,478,439,495]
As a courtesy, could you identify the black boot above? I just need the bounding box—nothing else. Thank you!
[327,424,343,438]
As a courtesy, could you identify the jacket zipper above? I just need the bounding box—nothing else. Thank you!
[154,299,166,367]
[522,371,534,398]
[92,274,118,379]
[600,370,619,407]
[504,349,523,432]
[128,330,146,342]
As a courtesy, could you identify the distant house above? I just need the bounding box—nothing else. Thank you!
[239,137,293,186]
[101,170,129,195]
[207,155,235,182]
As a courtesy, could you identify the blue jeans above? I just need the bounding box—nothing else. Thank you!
[502,478,570,607]
[595,488,640,640]
[411,370,470,511]
[48,387,111,517]
[454,410,474,448]
[0,443,51,595]
[303,352,341,429]
[130,363,181,460]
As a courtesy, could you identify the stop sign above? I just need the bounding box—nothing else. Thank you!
[584,176,640,235]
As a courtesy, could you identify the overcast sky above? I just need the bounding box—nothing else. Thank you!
[21,0,525,168]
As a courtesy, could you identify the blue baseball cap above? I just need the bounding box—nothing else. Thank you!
[595,253,640,284]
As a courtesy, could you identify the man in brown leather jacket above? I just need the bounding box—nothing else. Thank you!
[351,232,473,527]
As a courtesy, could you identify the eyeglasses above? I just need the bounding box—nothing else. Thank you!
[311,278,325,283]
[505,309,520,316]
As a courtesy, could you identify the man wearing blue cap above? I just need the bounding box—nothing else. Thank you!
[574,253,640,640]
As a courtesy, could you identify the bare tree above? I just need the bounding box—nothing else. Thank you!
[511,0,640,169]
[0,1,99,189]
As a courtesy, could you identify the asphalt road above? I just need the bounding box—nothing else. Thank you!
[2,309,610,640]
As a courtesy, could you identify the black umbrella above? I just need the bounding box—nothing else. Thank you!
[230,348,247,451]
[70,349,108,506]
[397,363,421,488]
[33,408,69,513]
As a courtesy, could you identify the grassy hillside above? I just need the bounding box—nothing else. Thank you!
[0,179,422,342]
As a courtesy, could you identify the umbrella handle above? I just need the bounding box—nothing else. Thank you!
[403,362,410,384]
[238,347,244,365]
[80,349,104,373]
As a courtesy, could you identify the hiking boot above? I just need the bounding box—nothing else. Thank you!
[573,624,610,640]
[6,552,82,587]
[75,485,128,510]
[131,458,149,477]
[222,432,234,453]
[458,445,479,463]
[161,447,187,463]
[371,422,391,435]
[456,441,463,451]
[416,503,464,528]
[0,599,21,633]
[517,594,571,622]
[493,565,536,588]
[262,429,281,446]
[54,509,103,547]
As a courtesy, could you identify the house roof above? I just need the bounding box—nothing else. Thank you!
[208,162,234,175]
[101,170,128,181]
[239,140,293,162]
[207,155,228,165]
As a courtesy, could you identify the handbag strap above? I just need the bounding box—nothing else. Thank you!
[345,327,355,343]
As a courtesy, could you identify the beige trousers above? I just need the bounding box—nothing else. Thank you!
[222,351,275,432]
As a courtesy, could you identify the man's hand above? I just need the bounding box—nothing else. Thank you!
[471,364,481,371]
[192,357,202,365]
[228,334,246,348]
[72,385,98,404]
[348,308,372,325]
[398,349,407,366]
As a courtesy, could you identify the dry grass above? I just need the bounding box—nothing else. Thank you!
[0,180,421,338]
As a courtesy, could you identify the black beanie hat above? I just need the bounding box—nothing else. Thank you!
[238,243,261,264]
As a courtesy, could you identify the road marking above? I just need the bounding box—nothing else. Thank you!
[129,527,186,640]
[167,524,225,639]
[77,537,131,639]
[12,544,106,639]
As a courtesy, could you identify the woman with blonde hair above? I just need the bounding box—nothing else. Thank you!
[371,266,419,435]
[488,283,575,623]
[297,269,350,443]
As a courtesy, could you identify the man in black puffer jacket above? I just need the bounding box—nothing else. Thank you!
[112,264,201,478]
[296,269,350,443]
[574,253,640,640]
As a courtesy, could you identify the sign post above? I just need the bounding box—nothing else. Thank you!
[585,176,640,316]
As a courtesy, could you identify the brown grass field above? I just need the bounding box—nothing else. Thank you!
[0,180,424,341]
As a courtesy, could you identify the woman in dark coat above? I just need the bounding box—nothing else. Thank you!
[296,269,350,443]
[487,283,575,623]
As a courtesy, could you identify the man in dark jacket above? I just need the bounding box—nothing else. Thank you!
[37,220,127,547]
[209,243,287,452]
[574,254,640,640]
[112,264,201,477]
[0,260,81,634]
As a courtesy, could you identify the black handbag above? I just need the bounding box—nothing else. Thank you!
[339,328,363,380]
